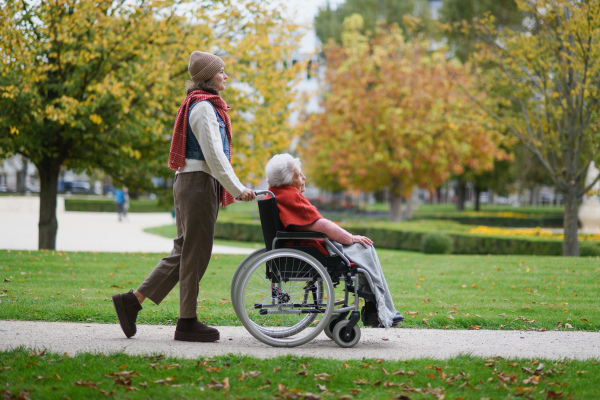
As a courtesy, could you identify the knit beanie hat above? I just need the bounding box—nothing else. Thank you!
[188,51,225,84]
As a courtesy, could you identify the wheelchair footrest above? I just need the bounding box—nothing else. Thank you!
[346,286,376,303]
[259,308,326,315]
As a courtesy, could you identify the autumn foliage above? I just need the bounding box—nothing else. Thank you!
[465,0,600,255]
[0,0,303,249]
[301,15,508,221]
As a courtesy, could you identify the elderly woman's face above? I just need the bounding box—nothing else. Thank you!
[291,165,306,193]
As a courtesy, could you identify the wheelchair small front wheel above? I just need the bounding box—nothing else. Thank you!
[332,319,361,348]
[323,316,336,340]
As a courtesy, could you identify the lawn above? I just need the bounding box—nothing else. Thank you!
[1,249,598,331]
[1,349,599,400]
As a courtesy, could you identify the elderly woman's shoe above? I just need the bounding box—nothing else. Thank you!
[174,317,220,342]
[390,312,404,326]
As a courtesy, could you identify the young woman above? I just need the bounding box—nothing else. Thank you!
[112,51,255,343]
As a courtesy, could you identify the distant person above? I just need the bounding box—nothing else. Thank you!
[112,50,255,343]
[114,188,126,222]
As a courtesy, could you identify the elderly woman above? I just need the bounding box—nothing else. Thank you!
[265,153,404,329]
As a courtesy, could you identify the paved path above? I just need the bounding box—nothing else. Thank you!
[1,320,599,360]
[0,196,252,254]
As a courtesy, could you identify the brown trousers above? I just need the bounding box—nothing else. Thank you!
[137,171,219,318]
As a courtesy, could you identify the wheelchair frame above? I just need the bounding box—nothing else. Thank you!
[230,190,378,348]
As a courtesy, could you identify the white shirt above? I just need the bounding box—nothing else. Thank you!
[178,101,245,198]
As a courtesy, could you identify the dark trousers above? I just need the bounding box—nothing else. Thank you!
[137,171,219,318]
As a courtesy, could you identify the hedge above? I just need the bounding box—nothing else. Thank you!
[64,199,170,213]
[213,220,565,256]
[416,215,564,228]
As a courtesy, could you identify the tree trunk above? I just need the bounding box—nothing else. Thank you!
[403,191,414,220]
[389,178,403,222]
[455,181,466,211]
[562,185,579,256]
[37,158,61,250]
[474,186,482,212]
[16,158,28,194]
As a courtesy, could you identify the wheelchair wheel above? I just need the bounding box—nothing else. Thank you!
[332,319,361,348]
[231,248,322,338]
[234,249,334,347]
[323,317,336,340]
[231,247,266,316]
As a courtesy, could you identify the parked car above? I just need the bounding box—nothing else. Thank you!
[25,183,40,193]
[70,182,91,194]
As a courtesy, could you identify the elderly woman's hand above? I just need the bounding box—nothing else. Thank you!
[352,235,373,248]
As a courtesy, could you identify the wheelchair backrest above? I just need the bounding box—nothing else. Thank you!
[257,197,282,250]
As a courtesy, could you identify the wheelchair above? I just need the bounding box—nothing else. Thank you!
[230,190,380,348]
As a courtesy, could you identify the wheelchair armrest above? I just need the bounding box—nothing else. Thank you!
[275,231,327,239]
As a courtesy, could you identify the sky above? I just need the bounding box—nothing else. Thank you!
[280,0,346,53]
[284,0,345,25]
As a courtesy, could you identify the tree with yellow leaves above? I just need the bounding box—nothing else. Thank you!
[302,14,508,221]
[0,0,303,250]
[467,0,600,256]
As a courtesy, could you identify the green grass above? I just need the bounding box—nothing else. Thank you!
[1,349,599,400]
[143,225,263,250]
[1,250,598,331]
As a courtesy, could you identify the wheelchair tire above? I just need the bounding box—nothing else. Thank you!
[332,319,361,348]
[234,249,334,347]
[323,316,337,340]
[230,247,266,317]
[232,248,323,338]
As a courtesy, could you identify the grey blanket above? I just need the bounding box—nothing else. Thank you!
[326,242,398,329]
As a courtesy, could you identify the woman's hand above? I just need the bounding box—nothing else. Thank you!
[352,235,373,248]
[237,189,256,202]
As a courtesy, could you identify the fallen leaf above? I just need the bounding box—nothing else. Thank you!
[314,373,335,381]
[546,390,563,399]
[73,380,97,389]
[304,392,321,400]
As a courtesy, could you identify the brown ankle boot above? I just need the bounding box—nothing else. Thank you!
[112,290,142,338]
[174,317,220,342]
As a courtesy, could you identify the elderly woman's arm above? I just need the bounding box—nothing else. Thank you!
[291,219,373,248]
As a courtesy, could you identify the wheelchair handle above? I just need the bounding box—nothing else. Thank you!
[254,189,274,198]
[236,189,274,202]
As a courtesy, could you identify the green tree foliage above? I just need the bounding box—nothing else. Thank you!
[467,0,600,256]
[0,0,302,250]
[314,0,430,45]
[439,0,524,62]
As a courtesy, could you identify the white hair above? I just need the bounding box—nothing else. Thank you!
[265,153,301,187]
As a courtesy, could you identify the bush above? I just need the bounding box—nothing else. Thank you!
[64,199,169,213]
[421,233,454,254]
[580,242,600,257]
[212,221,566,256]
[416,215,564,228]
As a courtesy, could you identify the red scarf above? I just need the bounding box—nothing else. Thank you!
[168,90,235,207]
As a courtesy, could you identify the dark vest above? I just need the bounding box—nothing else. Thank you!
[185,100,229,160]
